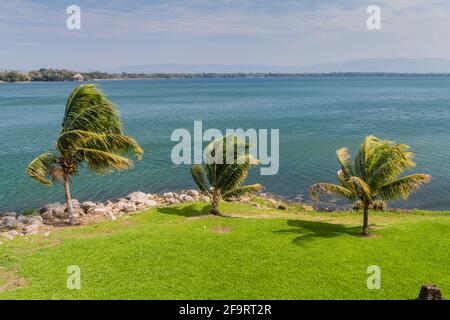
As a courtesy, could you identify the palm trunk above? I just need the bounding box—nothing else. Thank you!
[63,173,77,225]
[210,189,220,216]
[362,203,369,236]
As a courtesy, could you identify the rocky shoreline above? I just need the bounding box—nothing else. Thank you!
[0,190,206,242]
[1,190,304,242]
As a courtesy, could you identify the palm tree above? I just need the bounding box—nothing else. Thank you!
[309,135,430,236]
[191,135,262,215]
[27,85,143,224]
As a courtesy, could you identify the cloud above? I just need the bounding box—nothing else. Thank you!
[1,0,450,69]
[1,0,449,38]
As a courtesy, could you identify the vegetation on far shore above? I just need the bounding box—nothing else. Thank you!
[3,68,450,83]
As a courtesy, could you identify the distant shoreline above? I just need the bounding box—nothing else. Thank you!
[3,68,450,83]
[2,73,450,84]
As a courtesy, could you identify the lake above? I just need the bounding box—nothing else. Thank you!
[1,77,449,212]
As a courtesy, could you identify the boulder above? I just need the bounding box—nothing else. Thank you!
[144,200,157,207]
[165,197,179,205]
[81,201,97,211]
[3,212,17,218]
[40,211,55,222]
[418,284,443,300]
[114,199,129,211]
[180,195,195,203]
[39,202,65,215]
[186,190,200,198]
[7,230,19,237]
[1,216,17,228]
[127,191,148,204]
[23,224,39,235]
[28,216,43,226]
[17,215,29,224]
[123,203,137,213]
[92,207,109,215]
[136,203,147,210]
[163,192,174,199]
[68,199,80,209]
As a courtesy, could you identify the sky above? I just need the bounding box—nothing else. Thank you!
[1,0,450,71]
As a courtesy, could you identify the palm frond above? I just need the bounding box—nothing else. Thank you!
[367,142,415,189]
[76,148,133,173]
[348,176,373,202]
[354,135,379,179]
[309,183,356,201]
[26,153,59,185]
[216,161,252,193]
[379,174,431,200]
[223,184,263,200]
[61,85,121,134]
[191,165,211,196]
[336,147,353,178]
[58,130,143,159]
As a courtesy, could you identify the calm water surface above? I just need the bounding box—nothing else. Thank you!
[0,77,449,212]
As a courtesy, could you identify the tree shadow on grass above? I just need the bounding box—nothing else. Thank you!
[275,220,361,245]
[156,204,211,218]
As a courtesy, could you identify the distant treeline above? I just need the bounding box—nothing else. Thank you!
[2,68,450,82]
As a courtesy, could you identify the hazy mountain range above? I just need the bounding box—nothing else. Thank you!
[107,58,450,73]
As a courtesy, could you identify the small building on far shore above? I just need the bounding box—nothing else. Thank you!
[72,73,84,81]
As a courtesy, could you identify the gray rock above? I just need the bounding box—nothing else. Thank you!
[17,215,29,223]
[163,192,174,199]
[40,211,54,221]
[165,198,179,205]
[123,203,137,213]
[2,212,17,218]
[115,199,128,211]
[69,216,79,225]
[92,207,109,215]
[23,224,39,235]
[81,201,97,211]
[180,195,195,203]
[66,199,80,209]
[143,200,157,207]
[39,202,64,214]
[1,216,17,228]
[7,230,19,237]
[136,203,147,210]
[186,190,200,198]
[127,191,148,204]
[28,216,43,225]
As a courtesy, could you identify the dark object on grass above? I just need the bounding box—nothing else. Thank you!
[418,284,443,300]
[277,205,286,210]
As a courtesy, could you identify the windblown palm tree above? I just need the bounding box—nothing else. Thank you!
[27,85,143,224]
[309,135,430,236]
[191,135,262,215]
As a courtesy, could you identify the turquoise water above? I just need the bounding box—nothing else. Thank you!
[0,77,449,212]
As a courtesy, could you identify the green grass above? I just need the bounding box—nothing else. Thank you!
[1,201,449,300]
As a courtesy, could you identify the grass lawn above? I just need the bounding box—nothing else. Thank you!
[0,199,449,300]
